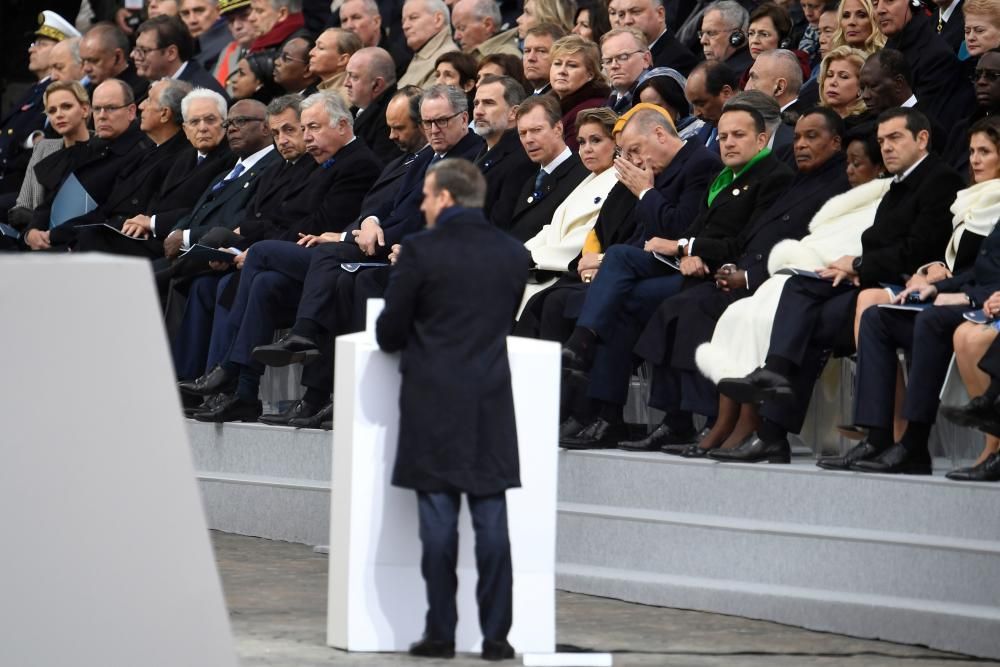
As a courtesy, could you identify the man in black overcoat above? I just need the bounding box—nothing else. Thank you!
[376,158,530,662]
[718,107,965,464]
[625,109,851,454]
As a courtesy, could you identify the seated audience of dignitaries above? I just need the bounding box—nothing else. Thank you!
[716,107,965,465]
[5,0,1000,483]
[178,84,480,423]
[559,98,793,447]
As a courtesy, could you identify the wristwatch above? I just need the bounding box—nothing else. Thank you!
[851,256,863,273]
[677,238,690,256]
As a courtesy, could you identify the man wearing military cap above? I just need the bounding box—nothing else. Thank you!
[0,11,81,211]
[212,0,257,86]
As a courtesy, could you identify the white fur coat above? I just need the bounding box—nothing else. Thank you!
[696,177,893,383]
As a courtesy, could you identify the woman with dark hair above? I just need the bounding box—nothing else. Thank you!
[572,0,611,44]
[228,50,283,104]
[633,67,704,140]
[435,51,479,108]
[477,53,531,94]
[739,3,811,89]
[548,35,611,150]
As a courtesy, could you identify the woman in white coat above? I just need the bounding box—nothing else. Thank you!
[692,127,890,452]
[520,107,619,310]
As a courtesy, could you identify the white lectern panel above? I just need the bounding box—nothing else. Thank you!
[0,256,236,667]
[327,327,559,654]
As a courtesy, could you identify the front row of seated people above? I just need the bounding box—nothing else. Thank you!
[10,75,1000,482]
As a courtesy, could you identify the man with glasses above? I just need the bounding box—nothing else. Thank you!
[608,0,697,74]
[134,15,230,100]
[344,47,400,165]
[944,48,1000,174]
[24,79,153,251]
[698,0,753,78]
[601,28,654,113]
[80,22,150,103]
[273,34,320,96]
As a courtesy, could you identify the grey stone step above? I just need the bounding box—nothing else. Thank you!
[557,450,1000,541]
[556,502,1000,608]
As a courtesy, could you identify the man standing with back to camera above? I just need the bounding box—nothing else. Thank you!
[376,158,530,662]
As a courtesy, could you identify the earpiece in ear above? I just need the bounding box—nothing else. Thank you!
[729,30,747,49]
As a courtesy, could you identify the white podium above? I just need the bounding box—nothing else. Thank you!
[326,322,560,654]
[0,256,236,667]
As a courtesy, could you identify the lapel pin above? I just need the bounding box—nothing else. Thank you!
[732,188,740,196]
[527,195,534,203]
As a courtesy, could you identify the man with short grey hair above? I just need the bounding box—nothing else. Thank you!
[698,0,752,76]
[180,0,230,71]
[601,28,652,112]
[452,0,520,58]
[248,0,305,52]
[608,0,698,73]
[744,49,804,120]
[48,38,85,83]
[397,0,459,89]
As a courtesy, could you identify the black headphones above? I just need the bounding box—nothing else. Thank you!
[778,35,792,49]
[729,29,747,48]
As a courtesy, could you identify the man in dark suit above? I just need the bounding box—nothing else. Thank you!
[523,25,563,96]
[502,95,590,242]
[186,86,476,421]
[625,109,851,454]
[686,61,739,156]
[932,0,965,52]
[53,79,194,246]
[80,23,151,103]
[601,28,655,113]
[699,1,753,78]
[24,79,154,251]
[560,104,790,447]
[472,75,533,229]
[376,158,529,662]
[180,0,231,71]
[879,0,975,127]
[133,15,230,101]
[610,0,698,75]
[344,46,400,165]
[273,34,321,96]
[744,49,805,126]
[826,222,1000,476]
[718,107,965,464]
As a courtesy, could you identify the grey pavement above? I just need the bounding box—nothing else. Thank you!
[214,532,996,667]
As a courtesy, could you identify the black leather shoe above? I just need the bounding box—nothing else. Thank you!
[192,394,263,423]
[817,439,884,471]
[259,398,325,425]
[717,368,793,404]
[617,423,698,452]
[320,420,332,430]
[710,436,790,463]
[679,443,714,458]
[178,365,235,396]
[408,637,455,658]
[184,392,227,417]
[559,415,586,439]
[940,395,1000,436]
[851,442,931,475]
[251,333,321,367]
[946,453,1000,481]
[560,418,627,449]
[481,638,515,661]
[288,401,333,429]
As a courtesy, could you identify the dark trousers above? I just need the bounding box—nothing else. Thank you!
[416,490,513,643]
[854,304,967,428]
[172,273,224,379]
[577,245,683,405]
[761,276,858,434]
[295,240,369,330]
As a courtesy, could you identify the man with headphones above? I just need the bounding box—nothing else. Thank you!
[698,0,753,78]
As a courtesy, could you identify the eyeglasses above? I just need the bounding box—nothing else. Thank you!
[747,29,774,40]
[222,116,266,130]
[972,69,1000,83]
[92,104,129,115]
[697,29,728,39]
[131,45,165,59]
[278,51,307,64]
[600,50,644,68]
[185,114,222,127]
[420,111,462,130]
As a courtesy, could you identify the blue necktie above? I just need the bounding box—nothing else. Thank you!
[531,169,547,202]
[196,154,206,165]
[706,127,718,152]
[211,162,245,192]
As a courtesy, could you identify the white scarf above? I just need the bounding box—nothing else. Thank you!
[946,178,1000,270]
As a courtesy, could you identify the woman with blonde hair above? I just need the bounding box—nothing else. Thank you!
[547,34,610,150]
[819,45,867,123]
[963,0,1000,57]
[831,0,886,55]
[517,0,576,37]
